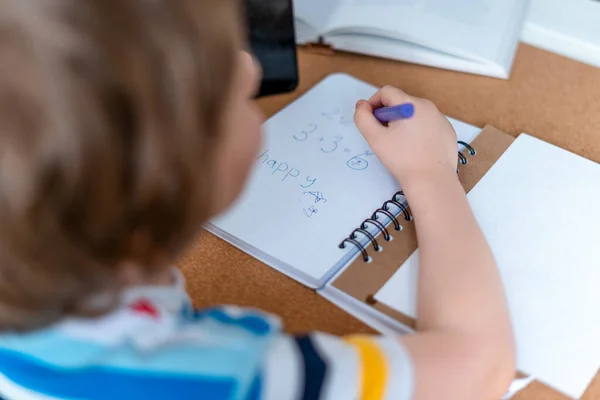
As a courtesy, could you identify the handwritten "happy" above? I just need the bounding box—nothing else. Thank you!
[257,149,317,188]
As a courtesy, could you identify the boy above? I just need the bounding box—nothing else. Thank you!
[0,1,515,399]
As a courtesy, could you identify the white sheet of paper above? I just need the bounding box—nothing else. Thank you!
[375,133,600,399]
[522,0,600,68]
[208,73,480,287]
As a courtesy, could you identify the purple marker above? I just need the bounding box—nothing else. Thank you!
[374,103,415,123]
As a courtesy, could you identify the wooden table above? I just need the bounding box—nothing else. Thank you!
[179,44,600,400]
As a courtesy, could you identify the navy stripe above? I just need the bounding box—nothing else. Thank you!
[0,349,236,400]
[245,374,262,400]
[295,335,327,400]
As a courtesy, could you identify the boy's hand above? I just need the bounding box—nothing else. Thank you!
[354,86,458,190]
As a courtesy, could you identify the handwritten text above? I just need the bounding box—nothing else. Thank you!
[257,149,317,188]
[291,108,375,171]
[298,190,328,218]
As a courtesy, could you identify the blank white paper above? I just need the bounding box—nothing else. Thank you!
[522,0,600,68]
[376,133,600,399]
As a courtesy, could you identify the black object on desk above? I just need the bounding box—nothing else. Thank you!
[244,0,299,97]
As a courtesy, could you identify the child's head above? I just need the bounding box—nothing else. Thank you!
[0,0,263,331]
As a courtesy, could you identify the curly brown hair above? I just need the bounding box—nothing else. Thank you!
[0,0,242,331]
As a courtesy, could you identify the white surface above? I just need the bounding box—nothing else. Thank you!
[522,0,600,68]
[207,73,481,288]
[375,134,600,399]
[503,377,536,400]
[293,0,528,78]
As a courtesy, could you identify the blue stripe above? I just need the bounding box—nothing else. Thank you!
[295,336,326,400]
[0,349,237,400]
[0,331,109,367]
[0,331,261,377]
[180,305,274,336]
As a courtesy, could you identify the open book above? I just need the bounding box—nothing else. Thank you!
[293,0,530,79]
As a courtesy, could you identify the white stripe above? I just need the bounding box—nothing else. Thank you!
[58,310,156,346]
[262,336,303,400]
[311,333,361,400]
[0,373,61,400]
[375,337,415,400]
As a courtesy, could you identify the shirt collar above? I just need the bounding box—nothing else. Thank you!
[120,267,190,314]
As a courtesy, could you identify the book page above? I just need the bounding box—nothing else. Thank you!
[209,73,480,286]
[353,0,490,25]
[375,134,600,399]
[321,0,527,66]
[293,0,345,39]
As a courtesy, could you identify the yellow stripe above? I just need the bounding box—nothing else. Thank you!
[344,336,388,400]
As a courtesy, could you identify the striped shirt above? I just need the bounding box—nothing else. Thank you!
[0,269,414,400]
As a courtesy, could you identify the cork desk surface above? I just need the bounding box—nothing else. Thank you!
[179,44,600,400]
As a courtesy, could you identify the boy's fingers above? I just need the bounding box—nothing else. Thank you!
[354,100,385,142]
[369,85,414,108]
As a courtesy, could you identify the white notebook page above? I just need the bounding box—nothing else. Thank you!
[375,133,600,399]
[208,73,480,287]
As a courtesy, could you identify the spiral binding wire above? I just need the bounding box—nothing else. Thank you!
[457,141,476,170]
[339,143,477,262]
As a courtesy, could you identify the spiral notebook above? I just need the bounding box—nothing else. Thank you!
[207,73,480,288]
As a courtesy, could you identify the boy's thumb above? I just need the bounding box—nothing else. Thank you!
[354,100,384,142]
